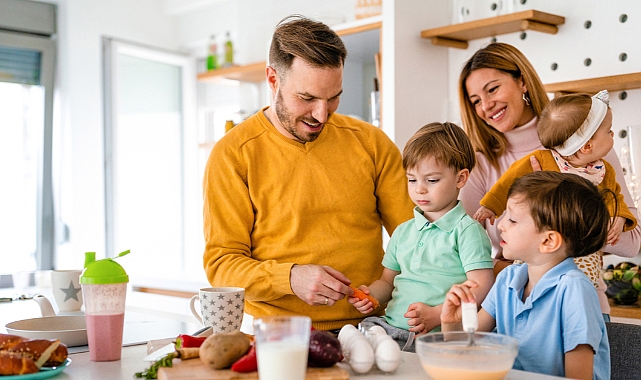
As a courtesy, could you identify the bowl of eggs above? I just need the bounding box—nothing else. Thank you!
[416,332,518,380]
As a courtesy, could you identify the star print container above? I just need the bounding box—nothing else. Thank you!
[189,287,245,333]
[80,250,130,361]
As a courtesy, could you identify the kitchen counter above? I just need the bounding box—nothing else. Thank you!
[55,343,568,380]
[609,299,641,322]
[0,287,565,379]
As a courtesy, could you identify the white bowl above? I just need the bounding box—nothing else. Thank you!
[5,315,88,347]
[416,332,518,380]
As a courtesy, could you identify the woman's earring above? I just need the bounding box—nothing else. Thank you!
[522,92,531,106]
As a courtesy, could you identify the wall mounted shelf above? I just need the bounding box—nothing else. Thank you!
[196,16,382,83]
[420,10,565,49]
[544,72,641,96]
[197,61,266,83]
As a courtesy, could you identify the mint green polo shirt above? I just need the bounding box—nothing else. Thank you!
[382,201,493,330]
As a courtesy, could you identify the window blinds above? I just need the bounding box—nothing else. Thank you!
[0,45,41,85]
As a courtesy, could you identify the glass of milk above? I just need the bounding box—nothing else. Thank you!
[253,316,311,380]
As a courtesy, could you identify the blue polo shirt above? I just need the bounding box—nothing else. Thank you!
[382,201,493,329]
[482,258,610,379]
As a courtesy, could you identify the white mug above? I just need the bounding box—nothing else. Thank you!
[189,287,244,333]
[51,270,83,312]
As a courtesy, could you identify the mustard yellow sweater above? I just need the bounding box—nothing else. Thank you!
[202,108,414,330]
[481,150,637,231]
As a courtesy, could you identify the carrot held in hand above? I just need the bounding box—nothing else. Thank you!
[349,286,380,309]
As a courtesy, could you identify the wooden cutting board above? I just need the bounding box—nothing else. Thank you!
[157,358,349,380]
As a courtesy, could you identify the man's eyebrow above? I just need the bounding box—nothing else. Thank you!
[298,89,343,99]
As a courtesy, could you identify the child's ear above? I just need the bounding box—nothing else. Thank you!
[456,169,470,189]
[578,140,593,155]
[539,230,563,253]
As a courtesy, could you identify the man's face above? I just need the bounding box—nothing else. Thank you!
[269,58,343,143]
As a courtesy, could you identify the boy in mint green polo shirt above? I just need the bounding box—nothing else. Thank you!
[348,122,494,351]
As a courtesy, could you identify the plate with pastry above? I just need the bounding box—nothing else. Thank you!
[0,358,71,379]
[0,333,70,378]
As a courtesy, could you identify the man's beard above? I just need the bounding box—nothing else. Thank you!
[274,90,323,143]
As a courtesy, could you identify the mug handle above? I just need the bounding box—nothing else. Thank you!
[189,295,202,324]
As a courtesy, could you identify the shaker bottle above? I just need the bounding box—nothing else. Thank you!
[80,250,130,361]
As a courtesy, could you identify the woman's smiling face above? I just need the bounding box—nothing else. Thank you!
[465,68,535,133]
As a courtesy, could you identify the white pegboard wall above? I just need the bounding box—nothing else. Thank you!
[446,0,641,187]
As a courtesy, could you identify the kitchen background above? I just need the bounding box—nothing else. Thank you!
[0,0,639,292]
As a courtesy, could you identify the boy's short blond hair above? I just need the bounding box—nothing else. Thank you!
[402,122,475,172]
[538,93,601,150]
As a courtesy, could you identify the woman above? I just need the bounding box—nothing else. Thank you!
[457,42,641,317]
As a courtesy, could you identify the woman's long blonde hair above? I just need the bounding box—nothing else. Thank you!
[458,43,548,170]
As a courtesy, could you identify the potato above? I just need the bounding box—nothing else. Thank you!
[199,331,251,370]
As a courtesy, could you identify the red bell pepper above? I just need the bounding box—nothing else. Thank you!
[231,345,257,373]
[175,334,207,349]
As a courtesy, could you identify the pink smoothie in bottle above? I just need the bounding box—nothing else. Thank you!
[80,251,130,362]
[86,313,125,361]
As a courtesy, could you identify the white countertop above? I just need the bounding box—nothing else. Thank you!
[1,287,565,379]
[56,344,565,380]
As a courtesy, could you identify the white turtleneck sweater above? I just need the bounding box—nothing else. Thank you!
[459,117,641,313]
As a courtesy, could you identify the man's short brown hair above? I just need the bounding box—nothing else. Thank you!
[269,15,347,80]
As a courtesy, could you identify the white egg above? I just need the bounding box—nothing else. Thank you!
[349,337,375,374]
[373,333,391,348]
[338,324,361,346]
[368,325,386,336]
[375,337,401,373]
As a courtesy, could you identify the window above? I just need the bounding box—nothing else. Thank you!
[103,39,200,281]
[0,0,56,274]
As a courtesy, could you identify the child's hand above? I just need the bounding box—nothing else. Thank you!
[404,303,440,334]
[606,216,625,246]
[441,280,478,326]
[347,285,376,314]
[473,206,496,225]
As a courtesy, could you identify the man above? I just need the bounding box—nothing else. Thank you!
[202,15,413,330]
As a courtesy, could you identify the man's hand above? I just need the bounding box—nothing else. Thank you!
[290,264,351,306]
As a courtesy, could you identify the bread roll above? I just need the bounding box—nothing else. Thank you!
[0,352,39,375]
[0,333,68,368]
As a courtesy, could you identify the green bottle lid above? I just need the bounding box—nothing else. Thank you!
[80,250,130,284]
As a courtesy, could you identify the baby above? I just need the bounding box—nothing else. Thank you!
[474,90,637,289]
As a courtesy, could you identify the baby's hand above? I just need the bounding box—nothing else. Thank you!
[347,285,376,314]
[606,216,625,246]
[473,206,496,225]
[441,280,478,326]
[404,303,440,334]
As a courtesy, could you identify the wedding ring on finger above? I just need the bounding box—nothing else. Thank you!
[324,297,329,305]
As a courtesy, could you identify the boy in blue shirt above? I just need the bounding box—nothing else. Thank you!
[442,171,610,380]
[348,122,494,351]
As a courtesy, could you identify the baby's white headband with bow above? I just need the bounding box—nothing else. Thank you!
[555,90,609,156]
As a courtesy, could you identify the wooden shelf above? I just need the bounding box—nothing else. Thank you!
[196,17,382,83]
[335,19,381,37]
[420,10,565,49]
[197,61,267,83]
[544,72,641,96]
